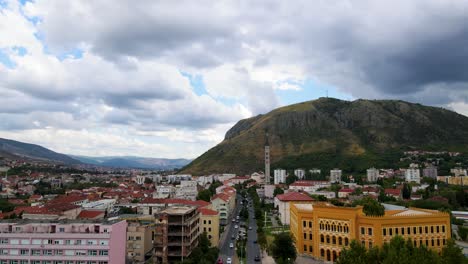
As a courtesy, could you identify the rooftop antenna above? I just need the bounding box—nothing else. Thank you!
[326,89,329,98]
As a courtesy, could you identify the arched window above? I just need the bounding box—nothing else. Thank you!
[321,249,325,257]
[345,238,349,246]
[320,234,324,243]
[332,236,336,244]
[338,237,343,245]
[326,250,331,261]
[332,251,337,261]
[326,235,330,244]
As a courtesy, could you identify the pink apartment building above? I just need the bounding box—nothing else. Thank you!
[0,219,127,264]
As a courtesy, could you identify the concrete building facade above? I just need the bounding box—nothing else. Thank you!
[0,220,127,264]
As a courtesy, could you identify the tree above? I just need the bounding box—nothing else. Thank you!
[273,187,284,197]
[196,189,211,202]
[336,240,368,264]
[441,239,468,264]
[402,183,411,199]
[270,232,297,263]
[208,181,222,195]
[144,177,154,184]
[286,175,298,185]
[459,226,468,241]
[360,197,385,216]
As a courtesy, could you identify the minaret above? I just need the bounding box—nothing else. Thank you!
[264,132,270,184]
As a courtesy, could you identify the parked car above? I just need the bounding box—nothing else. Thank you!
[234,225,238,229]
[249,226,253,230]
[254,255,260,262]
[253,240,257,244]
[217,258,224,264]
[226,257,232,264]
[229,243,234,248]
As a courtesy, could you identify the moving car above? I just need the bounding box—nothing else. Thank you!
[229,243,234,248]
[216,258,224,264]
[254,255,260,262]
[234,225,238,229]
[226,257,232,264]
[249,226,253,230]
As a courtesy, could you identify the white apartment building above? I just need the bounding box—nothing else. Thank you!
[329,169,342,183]
[294,169,305,179]
[451,168,467,177]
[214,174,236,183]
[274,169,287,184]
[166,174,192,183]
[174,180,198,200]
[405,168,421,184]
[309,169,321,175]
[367,168,379,182]
[153,185,175,199]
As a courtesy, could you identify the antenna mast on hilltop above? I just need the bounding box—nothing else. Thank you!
[326,89,328,98]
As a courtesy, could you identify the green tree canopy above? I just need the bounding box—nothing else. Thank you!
[196,189,211,202]
[270,232,297,263]
[337,236,467,264]
[273,187,285,197]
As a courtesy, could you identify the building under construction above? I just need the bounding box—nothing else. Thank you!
[154,205,200,264]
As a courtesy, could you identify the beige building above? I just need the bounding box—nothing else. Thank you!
[437,175,468,186]
[199,207,220,246]
[127,222,154,263]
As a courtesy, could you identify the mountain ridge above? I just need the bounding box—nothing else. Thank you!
[181,98,468,175]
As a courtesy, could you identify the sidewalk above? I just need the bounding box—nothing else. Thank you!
[261,250,275,264]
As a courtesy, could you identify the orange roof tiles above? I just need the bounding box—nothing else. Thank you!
[276,192,314,202]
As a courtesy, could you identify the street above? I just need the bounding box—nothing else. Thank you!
[218,192,261,264]
[245,195,261,264]
[218,194,242,263]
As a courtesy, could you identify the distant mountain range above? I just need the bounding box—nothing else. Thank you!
[181,98,468,175]
[0,138,81,164]
[0,138,191,170]
[70,155,192,170]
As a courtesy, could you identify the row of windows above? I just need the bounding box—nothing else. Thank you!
[382,225,446,236]
[360,227,373,236]
[319,223,349,233]
[0,239,108,246]
[9,227,109,234]
[127,236,141,241]
[0,249,108,257]
[382,238,446,248]
[203,227,212,232]
[302,221,313,228]
[0,261,108,264]
[320,235,349,246]
[303,244,313,253]
[203,220,212,225]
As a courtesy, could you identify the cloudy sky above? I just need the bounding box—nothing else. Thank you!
[1,0,468,159]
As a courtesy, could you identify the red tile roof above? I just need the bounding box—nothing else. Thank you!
[384,189,401,196]
[78,210,104,219]
[276,192,314,202]
[339,188,354,193]
[198,207,219,216]
[212,193,230,202]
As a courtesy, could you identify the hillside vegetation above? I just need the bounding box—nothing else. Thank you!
[181,98,468,175]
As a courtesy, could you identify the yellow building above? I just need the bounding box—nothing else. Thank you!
[437,175,468,186]
[290,202,451,262]
[199,207,220,246]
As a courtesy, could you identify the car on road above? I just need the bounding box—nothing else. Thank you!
[254,255,260,262]
[231,234,235,239]
[234,225,238,229]
[232,219,235,223]
[216,258,224,264]
[249,226,252,230]
[226,257,232,264]
[253,240,257,243]
[229,243,234,248]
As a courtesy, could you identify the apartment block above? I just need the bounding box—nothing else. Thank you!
[198,208,220,247]
[153,206,200,264]
[0,219,127,264]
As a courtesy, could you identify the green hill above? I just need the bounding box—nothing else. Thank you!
[181,98,468,175]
